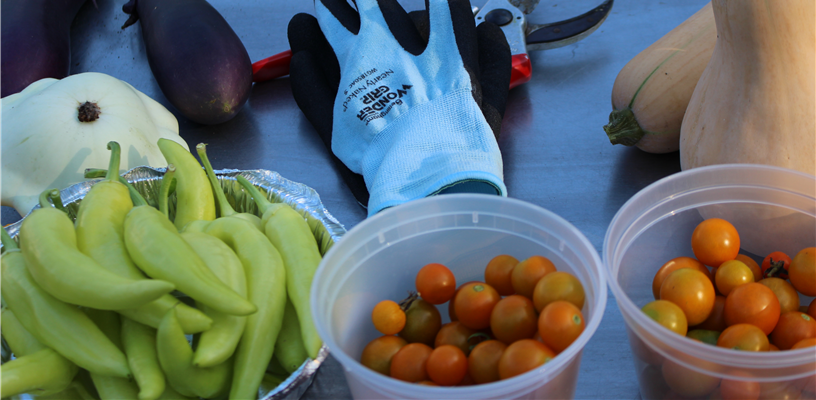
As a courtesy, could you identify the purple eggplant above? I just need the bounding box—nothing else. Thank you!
[1,0,92,97]
[122,0,252,125]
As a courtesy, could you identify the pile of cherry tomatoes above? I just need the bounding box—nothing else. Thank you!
[359,255,587,386]
[638,217,816,399]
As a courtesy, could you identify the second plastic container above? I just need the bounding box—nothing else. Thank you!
[311,194,607,399]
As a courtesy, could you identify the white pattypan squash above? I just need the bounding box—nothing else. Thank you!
[1,72,189,215]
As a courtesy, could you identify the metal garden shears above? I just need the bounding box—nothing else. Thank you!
[251,0,614,89]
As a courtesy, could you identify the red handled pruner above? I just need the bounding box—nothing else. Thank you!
[251,0,614,89]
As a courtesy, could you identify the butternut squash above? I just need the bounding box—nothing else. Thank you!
[604,2,715,154]
[680,0,815,259]
[680,0,815,176]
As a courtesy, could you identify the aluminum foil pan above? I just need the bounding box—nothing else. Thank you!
[1,166,345,400]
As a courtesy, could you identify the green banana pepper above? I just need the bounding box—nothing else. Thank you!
[274,299,310,373]
[20,190,175,310]
[121,317,166,400]
[181,231,248,368]
[157,138,215,230]
[1,346,79,398]
[197,142,262,230]
[182,217,287,400]
[76,142,212,334]
[237,175,324,358]
[1,304,45,357]
[84,309,142,400]
[122,181,257,317]
[156,308,232,399]
[1,227,131,378]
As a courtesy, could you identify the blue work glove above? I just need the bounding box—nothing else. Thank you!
[288,0,511,216]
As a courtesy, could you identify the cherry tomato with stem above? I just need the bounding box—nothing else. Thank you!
[360,335,408,375]
[761,251,791,280]
[691,218,740,268]
[454,282,501,330]
[484,255,519,296]
[415,263,456,305]
[510,255,556,298]
[490,295,538,344]
[399,296,442,346]
[468,340,506,384]
[390,342,433,382]
[426,345,468,386]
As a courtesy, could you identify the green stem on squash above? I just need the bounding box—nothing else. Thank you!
[603,108,647,146]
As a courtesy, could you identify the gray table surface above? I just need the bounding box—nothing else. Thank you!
[1,0,711,398]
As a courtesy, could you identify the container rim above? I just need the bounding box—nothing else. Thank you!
[312,194,608,398]
[602,164,816,372]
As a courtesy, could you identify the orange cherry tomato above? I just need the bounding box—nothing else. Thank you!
[532,271,586,312]
[808,298,816,320]
[415,263,456,305]
[390,342,433,382]
[468,340,506,384]
[791,337,816,349]
[659,268,716,326]
[426,345,468,386]
[761,251,792,280]
[448,280,478,322]
[717,324,770,351]
[652,256,709,300]
[724,283,781,335]
[759,277,800,315]
[435,321,481,356]
[789,247,816,297]
[497,339,556,380]
[641,300,688,336]
[453,282,501,330]
[692,295,727,332]
[399,298,442,346]
[484,254,519,296]
[360,335,408,375]
[720,377,760,400]
[715,260,754,296]
[661,359,721,398]
[538,300,585,353]
[371,300,406,335]
[691,218,740,267]
[510,255,556,298]
[490,295,538,344]
[771,312,816,350]
[735,254,762,282]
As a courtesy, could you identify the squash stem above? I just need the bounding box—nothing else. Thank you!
[603,108,646,146]
[235,175,274,215]
[159,165,177,218]
[196,143,236,218]
[105,142,121,182]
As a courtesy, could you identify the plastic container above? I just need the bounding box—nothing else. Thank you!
[311,194,607,399]
[603,164,816,400]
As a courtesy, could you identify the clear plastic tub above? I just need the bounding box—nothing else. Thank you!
[603,164,816,400]
[311,194,607,399]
